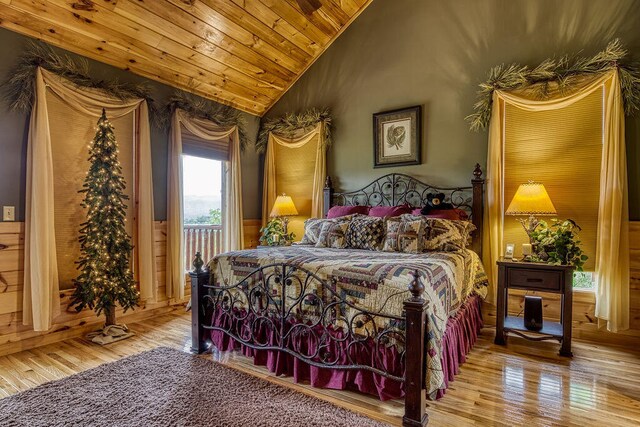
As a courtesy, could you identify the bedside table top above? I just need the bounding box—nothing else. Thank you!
[497,258,575,271]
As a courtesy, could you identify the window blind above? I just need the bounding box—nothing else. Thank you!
[181,125,229,161]
[48,91,136,290]
[503,87,603,270]
[273,134,319,239]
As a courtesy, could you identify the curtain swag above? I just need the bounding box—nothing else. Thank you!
[467,39,640,132]
[160,91,249,151]
[483,70,629,332]
[261,123,327,227]
[5,41,153,114]
[256,108,332,154]
[167,109,244,302]
[25,68,157,331]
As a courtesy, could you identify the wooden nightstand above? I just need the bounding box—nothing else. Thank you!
[495,259,574,357]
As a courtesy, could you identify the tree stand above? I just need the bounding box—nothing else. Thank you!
[86,306,135,345]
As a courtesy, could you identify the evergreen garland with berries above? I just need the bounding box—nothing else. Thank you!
[71,109,139,326]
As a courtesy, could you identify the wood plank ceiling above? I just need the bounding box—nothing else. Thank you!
[0,0,372,116]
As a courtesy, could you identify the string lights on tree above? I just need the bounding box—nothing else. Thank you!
[71,109,139,327]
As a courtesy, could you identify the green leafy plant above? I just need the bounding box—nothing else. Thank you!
[259,218,295,246]
[529,219,588,270]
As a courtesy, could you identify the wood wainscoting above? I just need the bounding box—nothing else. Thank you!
[0,219,261,356]
[482,221,640,346]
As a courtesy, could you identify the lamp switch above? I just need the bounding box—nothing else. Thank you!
[3,206,15,222]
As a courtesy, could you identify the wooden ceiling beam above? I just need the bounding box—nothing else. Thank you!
[11,0,273,107]
[227,0,319,56]
[44,0,282,98]
[255,0,331,46]
[178,0,312,64]
[0,3,267,114]
[121,0,302,77]
[0,0,372,115]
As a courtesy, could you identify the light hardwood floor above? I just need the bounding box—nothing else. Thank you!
[1,311,639,427]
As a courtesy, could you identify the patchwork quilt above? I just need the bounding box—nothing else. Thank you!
[207,246,488,397]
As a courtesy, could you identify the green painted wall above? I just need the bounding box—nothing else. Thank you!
[0,28,263,221]
[267,0,640,219]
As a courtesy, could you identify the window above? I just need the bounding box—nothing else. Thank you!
[503,87,603,289]
[181,153,224,269]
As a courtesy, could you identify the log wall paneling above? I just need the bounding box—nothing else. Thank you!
[0,0,374,115]
[0,219,260,356]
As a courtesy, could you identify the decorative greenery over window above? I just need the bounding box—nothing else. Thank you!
[256,107,332,153]
[467,39,640,131]
[5,42,153,113]
[160,91,249,151]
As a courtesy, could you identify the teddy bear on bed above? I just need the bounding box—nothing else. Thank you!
[420,192,453,215]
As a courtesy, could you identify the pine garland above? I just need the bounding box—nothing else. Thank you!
[256,108,332,154]
[467,39,640,131]
[159,91,249,151]
[4,41,154,113]
[71,110,139,325]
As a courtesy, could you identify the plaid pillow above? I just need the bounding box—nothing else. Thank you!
[422,218,476,252]
[300,218,330,245]
[346,215,385,250]
[315,220,350,249]
[383,218,425,253]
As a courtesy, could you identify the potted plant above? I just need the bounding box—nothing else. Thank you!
[259,217,295,246]
[529,219,588,270]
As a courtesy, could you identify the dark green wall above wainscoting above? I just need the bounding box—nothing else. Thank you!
[0,28,262,222]
[266,0,640,220]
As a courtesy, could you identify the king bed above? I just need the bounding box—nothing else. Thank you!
[190,165,487,427]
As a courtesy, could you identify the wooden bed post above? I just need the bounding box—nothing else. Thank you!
[189,252,210,354]
[471,164,484,258]
[403,271,429,427]
[323,176,333,218]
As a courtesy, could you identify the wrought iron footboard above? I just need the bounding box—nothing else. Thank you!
[189,252,429,427]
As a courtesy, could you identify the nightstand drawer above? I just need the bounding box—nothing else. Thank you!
[507,268,562,291]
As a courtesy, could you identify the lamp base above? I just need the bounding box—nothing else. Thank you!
[516,215,540,245]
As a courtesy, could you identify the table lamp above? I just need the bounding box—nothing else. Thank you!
[505,182,557,254]
[270,193,298,236]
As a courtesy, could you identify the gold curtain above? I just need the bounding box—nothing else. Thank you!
[167,109,243,301]
[503,88,603,271]
[24,68,156,331]
[483,70,629,332]
[261,123,327,238]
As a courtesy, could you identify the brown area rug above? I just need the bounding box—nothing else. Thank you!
[0,347,389,427]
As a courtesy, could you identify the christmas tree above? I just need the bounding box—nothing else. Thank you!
[71,109,139,327]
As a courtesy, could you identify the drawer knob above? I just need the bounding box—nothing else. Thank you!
[526,278,543,283]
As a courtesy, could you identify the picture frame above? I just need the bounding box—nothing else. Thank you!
[373,105,422,168]
[505,243,515,260]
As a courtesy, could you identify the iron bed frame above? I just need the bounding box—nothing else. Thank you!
[190,164,484,427]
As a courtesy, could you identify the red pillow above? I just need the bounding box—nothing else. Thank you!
[411,208,469,221]
[368,204,412,218]
[327,205,370,218]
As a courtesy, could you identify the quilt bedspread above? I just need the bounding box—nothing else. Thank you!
[207,246,488,397]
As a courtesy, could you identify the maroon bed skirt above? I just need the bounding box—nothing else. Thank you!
[209,294,483,401]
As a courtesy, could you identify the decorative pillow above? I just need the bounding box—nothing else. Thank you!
[422,218,476,252]
[300,218,331,245]
[382,218,425,253]
[315,220,350,249]
[345,215,385,250]
[410,208,469,221]
[327,205,370,219]
[368,204,412,218]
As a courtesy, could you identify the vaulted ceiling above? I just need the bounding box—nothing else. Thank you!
[0,0,372,115]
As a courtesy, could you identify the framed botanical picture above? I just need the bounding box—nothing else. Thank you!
[373,105,422,168]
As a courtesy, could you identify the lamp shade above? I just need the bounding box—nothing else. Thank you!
[505,182,557,216]
[270,194,298,217]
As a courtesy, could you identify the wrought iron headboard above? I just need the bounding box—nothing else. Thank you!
[323,164,485,256]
